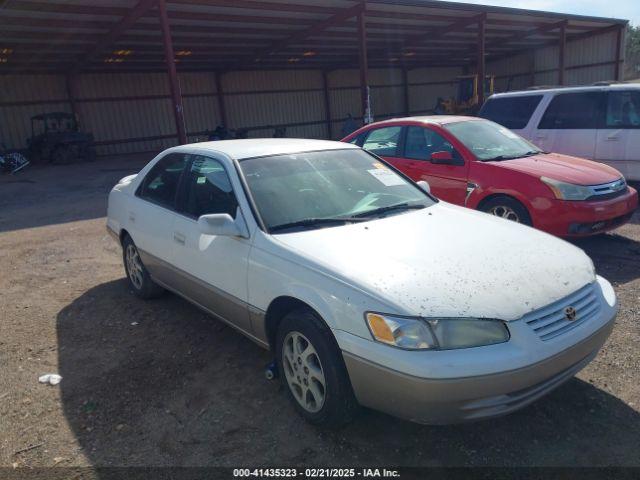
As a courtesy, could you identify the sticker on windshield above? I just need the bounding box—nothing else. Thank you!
[372,162,386,169]
[498,127,519,139]
[367,168,405,186]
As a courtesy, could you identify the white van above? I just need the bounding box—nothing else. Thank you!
[479,84,640,181]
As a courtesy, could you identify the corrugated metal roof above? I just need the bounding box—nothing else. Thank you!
[0,0,627,73]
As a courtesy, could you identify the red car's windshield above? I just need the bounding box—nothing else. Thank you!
[444,120,542,162]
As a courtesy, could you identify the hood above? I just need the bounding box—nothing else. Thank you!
[490,152,622,185]
[272,203,595,321]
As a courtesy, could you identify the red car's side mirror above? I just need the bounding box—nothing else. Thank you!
[430,151,454,164]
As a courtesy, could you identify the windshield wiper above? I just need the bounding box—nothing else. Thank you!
[352,202,426,218]
[483,154,519,161]
[484,151,542,162]
[270,217,366,233]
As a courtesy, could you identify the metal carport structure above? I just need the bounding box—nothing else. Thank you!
[0,0,629,154]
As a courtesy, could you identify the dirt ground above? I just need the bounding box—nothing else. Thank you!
[1,156,639,469]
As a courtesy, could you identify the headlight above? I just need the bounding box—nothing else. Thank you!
[365,313,509,350]
[540,176,592,201]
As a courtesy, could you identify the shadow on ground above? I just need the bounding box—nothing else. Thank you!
[573,231,640,284]
[0,155,150,233]
[57,279,640,467]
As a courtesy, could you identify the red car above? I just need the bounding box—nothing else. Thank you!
[342,116,638,237]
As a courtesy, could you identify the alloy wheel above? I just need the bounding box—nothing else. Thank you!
[125,244,144,290]
[282,331,326,413]
[488,205,521,222]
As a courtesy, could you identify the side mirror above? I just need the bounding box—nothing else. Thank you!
[417,180,431,194]
[430,151,454,164]
[197,212,249,238]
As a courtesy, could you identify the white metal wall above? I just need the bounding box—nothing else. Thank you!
[0,29,622,156]
[489,29,620,92]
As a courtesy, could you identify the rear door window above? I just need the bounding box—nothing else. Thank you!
[137,153,188,210]
[479,95,542,129]
[362,126,402,156]
[605,90,640,128]
[538,92,606,129]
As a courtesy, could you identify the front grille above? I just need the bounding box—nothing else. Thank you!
[585,179,627,201]
[523,283,600,341]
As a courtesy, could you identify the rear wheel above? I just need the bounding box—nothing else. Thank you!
[480,196,532,226]
[50,145,74,164]
[122,235,164,299]
[276,309,358,427]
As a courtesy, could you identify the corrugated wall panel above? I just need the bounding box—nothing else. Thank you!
[567,31,617,67]
[567,64,617,85]
[0,75,68,149]
[225,90,325,132]
[535,45,560,72]
[76,73,169,98]
[223,70,322,92]
[408,67,462,114]
[0,103,71,150]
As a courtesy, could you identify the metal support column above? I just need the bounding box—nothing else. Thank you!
[158,0,187,144]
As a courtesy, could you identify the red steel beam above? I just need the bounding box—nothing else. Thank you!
[158,0,187,144]
[215,72,228,127]
[614,24,624,81]
[358,9,370,123]
[477,14,486,106]
[558,20,567,85]
[73,0,157,70]
[322,70,333,139]
[248,3,365,65]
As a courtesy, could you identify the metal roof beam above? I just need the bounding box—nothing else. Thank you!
[73,0,158,71]
[247,2,366,65]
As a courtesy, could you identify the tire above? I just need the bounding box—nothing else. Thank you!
[122,235,164,299]
[276,309,359,427]
[479,196,532,226]
[50,145,74,164]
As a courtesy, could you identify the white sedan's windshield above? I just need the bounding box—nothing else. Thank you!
[239,149,434,232]
[445,119,542,161]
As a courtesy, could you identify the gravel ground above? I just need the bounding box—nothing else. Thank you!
[1,156,639,469]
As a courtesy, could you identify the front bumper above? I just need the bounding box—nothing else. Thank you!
[533,187,638,237]
[337,277,617,424]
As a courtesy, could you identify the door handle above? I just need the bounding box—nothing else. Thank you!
[535,134,547,140]
[128,211,136,223]
[173,232,186,245]
[606,135,619,141]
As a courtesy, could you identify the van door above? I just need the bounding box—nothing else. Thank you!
[596,90,640,180]
[533,91,606,160]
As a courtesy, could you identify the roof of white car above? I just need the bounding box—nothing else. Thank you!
[187,138,358,160]
[490,83,640,98]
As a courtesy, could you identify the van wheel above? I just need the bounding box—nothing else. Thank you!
[122,235,164,299]
[480,196,532,226]
[276,309,359,427]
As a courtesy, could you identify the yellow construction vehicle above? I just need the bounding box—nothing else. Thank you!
[439,74,495,115]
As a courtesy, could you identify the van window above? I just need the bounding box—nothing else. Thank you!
[606,91,640,128]
[479,95,543,129]
[538,92,606,129]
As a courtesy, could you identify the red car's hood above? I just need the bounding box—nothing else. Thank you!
[490,153,622,185]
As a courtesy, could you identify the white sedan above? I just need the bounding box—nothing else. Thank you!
[107,139,617,426]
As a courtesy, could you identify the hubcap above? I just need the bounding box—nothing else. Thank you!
[488,205,520,222]
[282,331,326,413]
[125,244,144,290]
